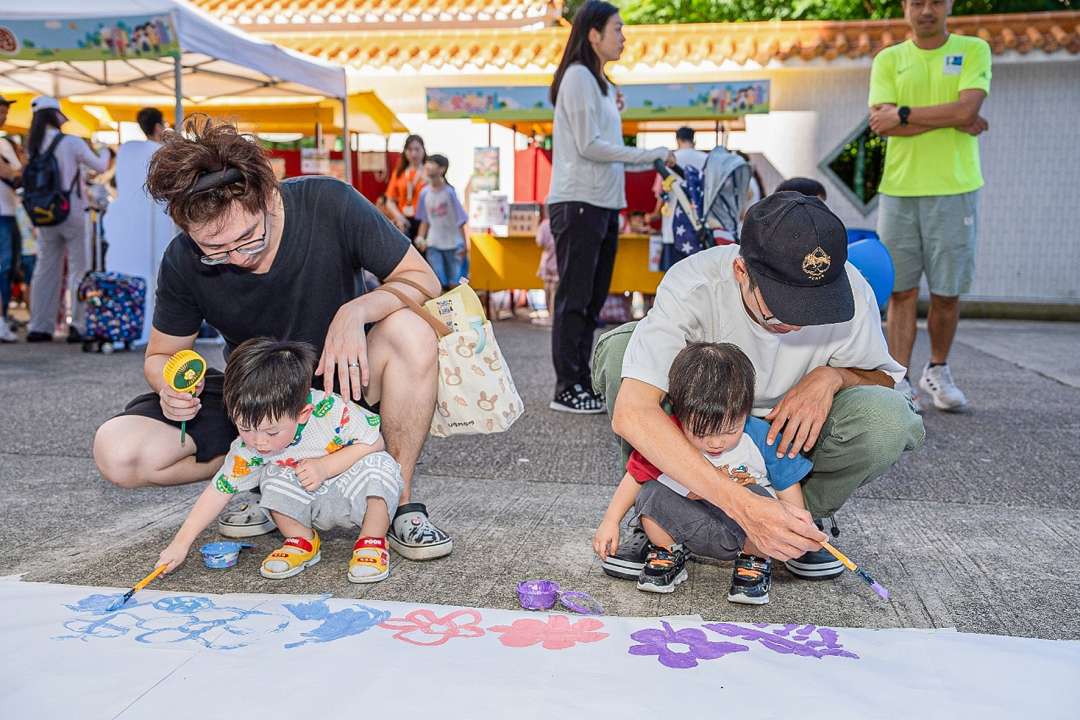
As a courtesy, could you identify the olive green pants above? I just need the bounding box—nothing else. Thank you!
[592,322,925,518]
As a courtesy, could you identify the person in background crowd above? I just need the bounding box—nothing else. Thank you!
[26,96,111,344]
[869,0,990,412]
[534,204,557,327]
[103,106,173,345]
[0,94,25,343]
[546,0,673,414]
[385,134,427,243]
[415,154,468,292]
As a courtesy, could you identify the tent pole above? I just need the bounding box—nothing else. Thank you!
[173,55,183,130]
[341,96,353,187]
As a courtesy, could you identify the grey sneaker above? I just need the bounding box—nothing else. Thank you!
[388,503,453,560]
[918,363,969,412]
[217,495,277,538]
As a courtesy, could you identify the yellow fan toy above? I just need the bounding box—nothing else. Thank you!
[163,350,207,446]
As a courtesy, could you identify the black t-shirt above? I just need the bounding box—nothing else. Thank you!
[154,176,409,361]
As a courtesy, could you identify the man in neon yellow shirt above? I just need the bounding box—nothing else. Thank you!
[868,0,991,412]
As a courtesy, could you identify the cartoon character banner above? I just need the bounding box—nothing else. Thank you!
[2,580,1078,718]
[426,81,770,122]
[0,14,179,62]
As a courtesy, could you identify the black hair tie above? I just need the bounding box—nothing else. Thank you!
[191,167,244,193]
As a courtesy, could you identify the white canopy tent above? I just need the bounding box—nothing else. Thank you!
[0,0,353,180]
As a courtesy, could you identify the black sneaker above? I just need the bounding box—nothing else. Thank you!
[727,553,772,605]
[785,517,844,580]
[602,527,649,580]
[785,548,844,579]
[26,331,52,343]
[66,326,84,344]
[549,384,604,414]
[636,543,689,594]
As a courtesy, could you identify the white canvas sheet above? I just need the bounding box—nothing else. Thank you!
[2,580,1078,719]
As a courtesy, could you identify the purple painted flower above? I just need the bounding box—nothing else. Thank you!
[629,620,748,669]
[703,622,859,660]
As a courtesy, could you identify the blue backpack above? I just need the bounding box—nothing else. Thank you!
[22,133,78,227]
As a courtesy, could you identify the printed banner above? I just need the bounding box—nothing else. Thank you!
[426,81,770,122]
[0,14,179,62]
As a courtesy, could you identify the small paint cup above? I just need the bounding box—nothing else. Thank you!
[517,579,560,611]
[200,541,251,569]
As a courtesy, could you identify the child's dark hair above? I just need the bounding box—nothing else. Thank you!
[775,177,827,201]
[224,338,317,429]
[667,342,755,437]
[426,154,449,173]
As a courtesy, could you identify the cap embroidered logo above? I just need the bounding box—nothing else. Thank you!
[802,247,831,280]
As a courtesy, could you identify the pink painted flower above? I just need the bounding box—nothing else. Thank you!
[488,615,608,650]
[380,608,485,647]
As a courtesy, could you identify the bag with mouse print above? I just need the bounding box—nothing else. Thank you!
[378,279,523,437]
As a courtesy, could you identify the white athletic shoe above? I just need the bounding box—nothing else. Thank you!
[918,363,968,412]
[0,321,16,343]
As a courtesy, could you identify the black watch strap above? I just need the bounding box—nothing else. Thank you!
[898,106,911,126]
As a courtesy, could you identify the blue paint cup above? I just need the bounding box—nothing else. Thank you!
[200,542,253,569]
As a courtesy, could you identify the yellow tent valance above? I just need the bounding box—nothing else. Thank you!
[0,92,112,139]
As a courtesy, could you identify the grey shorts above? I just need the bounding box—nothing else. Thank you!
[877,190,980,296]
[258,452,403,532]
[633,481,771,561]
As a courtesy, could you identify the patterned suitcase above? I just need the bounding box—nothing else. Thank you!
[77,271,146,353]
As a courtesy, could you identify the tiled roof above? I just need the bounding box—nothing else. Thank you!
[262,11,1080,74]
[190,0,562,30]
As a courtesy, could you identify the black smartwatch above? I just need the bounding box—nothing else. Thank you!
[898,106,911,126]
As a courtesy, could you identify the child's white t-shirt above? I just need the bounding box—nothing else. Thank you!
[212,389,382,495]
[656,433,770,498]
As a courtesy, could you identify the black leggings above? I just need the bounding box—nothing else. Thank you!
[548,201,619,395]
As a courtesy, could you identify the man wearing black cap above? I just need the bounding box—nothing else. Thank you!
[593,191,924,580]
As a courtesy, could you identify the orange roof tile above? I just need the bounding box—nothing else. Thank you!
[190,0,563,30]
[261,11,1080,73]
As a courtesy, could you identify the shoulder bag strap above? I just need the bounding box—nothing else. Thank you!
[373,283,451,338]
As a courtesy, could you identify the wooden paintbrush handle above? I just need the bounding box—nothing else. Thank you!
[133,564,168,593]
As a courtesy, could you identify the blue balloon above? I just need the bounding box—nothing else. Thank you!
[847,236,895,312]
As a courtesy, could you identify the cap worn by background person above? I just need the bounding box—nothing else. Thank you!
[739,190,853,326]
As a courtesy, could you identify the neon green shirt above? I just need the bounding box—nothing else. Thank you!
[869,34,992,197]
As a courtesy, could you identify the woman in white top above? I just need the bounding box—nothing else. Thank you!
[546,1,672,414]
[26,96,111,342]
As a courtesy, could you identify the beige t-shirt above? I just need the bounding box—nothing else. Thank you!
[622,244,905,417]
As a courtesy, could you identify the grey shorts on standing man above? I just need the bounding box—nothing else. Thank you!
[877,190,979,296]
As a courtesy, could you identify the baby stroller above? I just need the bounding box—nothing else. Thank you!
[654,147,752,271]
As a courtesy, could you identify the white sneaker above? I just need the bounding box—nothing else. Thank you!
[895,378,921,413]
[918,363,968,412]
[0,321,15,343]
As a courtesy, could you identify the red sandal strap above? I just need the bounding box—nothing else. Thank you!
[353,536,386,552]
[283,536,314,553]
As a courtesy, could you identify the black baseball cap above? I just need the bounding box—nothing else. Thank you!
[740,191,853,326]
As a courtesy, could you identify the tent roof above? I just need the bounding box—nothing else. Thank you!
[0,0,346,101]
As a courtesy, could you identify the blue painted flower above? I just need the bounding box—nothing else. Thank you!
[629,620,748,669]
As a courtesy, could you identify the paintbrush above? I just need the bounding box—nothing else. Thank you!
[107,565,168,612]
[820,541,890,600]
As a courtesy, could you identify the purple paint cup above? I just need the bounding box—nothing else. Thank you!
[517,579,560,610]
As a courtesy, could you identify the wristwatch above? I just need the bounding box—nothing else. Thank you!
[898,106,911,126]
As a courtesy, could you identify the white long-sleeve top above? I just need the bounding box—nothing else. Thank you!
[547,64,668,210]
[40,126,110,213]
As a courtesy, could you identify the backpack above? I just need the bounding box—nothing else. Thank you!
[22,133,78,227]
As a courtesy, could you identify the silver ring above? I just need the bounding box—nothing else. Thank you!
[347,361,360,368]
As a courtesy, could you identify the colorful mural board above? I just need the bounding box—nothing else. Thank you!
[0,14,179,62]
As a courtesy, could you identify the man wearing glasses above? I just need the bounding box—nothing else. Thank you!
[592,192,924,581]
[93,118,454,562]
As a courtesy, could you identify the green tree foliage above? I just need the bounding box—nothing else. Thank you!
[563,0,1072,24]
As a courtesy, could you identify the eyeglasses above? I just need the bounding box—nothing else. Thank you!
[750,287,784,327]
[199,213,270,266]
